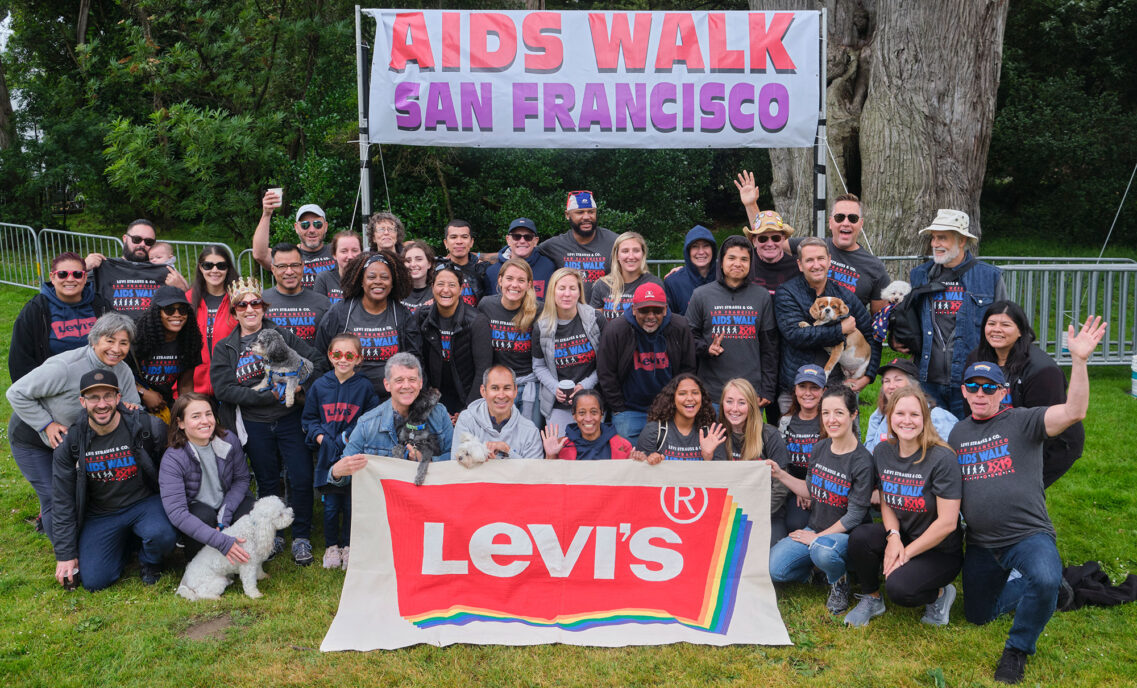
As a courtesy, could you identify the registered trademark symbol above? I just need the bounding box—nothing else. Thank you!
[659,487,708,524]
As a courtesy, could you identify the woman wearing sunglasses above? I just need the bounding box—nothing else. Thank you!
[211,277,320,565]
[128,286,203,418]
[187,245,239,396]
[10,251,111,383]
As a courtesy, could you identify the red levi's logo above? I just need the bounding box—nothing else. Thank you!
[382,481,752,633]
[633,351,670,371]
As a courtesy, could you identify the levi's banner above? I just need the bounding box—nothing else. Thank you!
[364,9,821,148]
[321,457,791,650]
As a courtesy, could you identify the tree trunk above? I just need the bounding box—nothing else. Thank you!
[77,0,92,46]
[0,53,14,151]
[749,0,1008,255]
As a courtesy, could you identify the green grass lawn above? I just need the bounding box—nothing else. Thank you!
[1,283,1135,688]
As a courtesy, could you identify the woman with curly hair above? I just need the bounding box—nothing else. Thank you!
[313,250,419,399]
[129,285,203,416]
[187,245,239,396]
[634,373,726,463]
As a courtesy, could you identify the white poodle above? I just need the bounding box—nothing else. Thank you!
[176,496,294,601]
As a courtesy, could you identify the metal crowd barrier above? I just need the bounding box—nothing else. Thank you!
[37,228,237,285]
[0,222,42,289]
[236,248,273,286]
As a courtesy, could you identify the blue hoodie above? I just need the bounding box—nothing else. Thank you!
[41,281,101,356]
[483,246,558,300]
[664,226,717,315]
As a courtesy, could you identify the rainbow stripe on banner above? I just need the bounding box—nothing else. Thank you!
[404,496,752,634]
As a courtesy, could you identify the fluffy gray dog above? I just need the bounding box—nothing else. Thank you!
[249,329,313,407]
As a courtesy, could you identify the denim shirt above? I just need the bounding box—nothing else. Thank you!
[330,399,454,486]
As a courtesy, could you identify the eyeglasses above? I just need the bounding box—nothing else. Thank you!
[373,225,397,235]
[235,299,265,310]
[963,382,1004,395]
[508,233,536,242]
[161,304,190,316]
[272,262,303,271]
[299,220,324,230]
[832,213,860,224]
[53,270,87,280]
[329,350,359,361]
[200,260,228,271]
[127,234,157,246]
[755,234,783,244]
[82,392,120,404]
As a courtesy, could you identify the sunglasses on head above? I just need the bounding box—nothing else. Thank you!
[330,350,359,361]
[508,232,536,242]
[53,269,86,280]
[200,260,228,271]
[755,233,783,244]
[235,299,265,310]
[299,220,324,230]
[161,304,189,316]
[127,234,157,246]
[832,213,860,224]
[963,382,1003,395]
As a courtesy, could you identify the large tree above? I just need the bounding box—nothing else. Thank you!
[752,0,1009,255]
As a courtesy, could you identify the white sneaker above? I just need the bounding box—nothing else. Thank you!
[340,546,350,570]
[322,545,342,569]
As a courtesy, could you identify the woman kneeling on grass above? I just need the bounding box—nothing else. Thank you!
[767,385,872,615]
[844,385,963,627]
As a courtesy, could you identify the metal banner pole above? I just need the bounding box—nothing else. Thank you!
[814,8,828,238]
[355,6,373,248]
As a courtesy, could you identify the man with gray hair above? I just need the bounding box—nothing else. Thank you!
[328,352,454,486]
[453,365,543,460]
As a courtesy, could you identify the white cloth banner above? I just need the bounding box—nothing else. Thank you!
[321,456,792,650]
[365,9,821,148]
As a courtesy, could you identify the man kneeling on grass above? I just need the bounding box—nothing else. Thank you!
[949,316,1106,685]
[53,370,176,591]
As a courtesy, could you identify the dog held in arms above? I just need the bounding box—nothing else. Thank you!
[400,388,443,485]
[176,496,294,600]
[249,329,313,407]
[799,296,872,380]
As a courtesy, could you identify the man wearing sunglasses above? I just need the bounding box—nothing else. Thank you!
[484,218,556,299]
[906,209,1006,418]
[262,242,331,344]
[948,317,1105,685]
[597,283,696,444]
[86,219,190,318]
[537,190,618,299]
[252,192,337,289]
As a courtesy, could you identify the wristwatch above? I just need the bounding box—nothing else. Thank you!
[886,529,901,539]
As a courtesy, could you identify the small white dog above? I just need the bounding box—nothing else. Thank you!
[176,496,294,601]
[881,280,912,305]
[453,432,492,469]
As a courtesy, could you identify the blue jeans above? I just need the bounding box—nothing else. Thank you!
[514,379,543,429]
[78,494,177,591]
[769,529,850,584]
[244,408,313,539]
[921,381,966,419]
[612,410,648,446]
[963,532,1062,654]
[323,492,351,547]
[9,417,55,541]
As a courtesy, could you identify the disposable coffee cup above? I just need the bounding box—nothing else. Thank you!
[267,187,283,207]
[557,380,576,394]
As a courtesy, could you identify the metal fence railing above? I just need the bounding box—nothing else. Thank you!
[0,222,42,289]
[236,248,273,287]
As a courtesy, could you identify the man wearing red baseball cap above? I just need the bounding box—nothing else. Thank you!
[596,282,696,444]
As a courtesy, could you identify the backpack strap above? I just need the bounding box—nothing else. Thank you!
[654,421,667,454]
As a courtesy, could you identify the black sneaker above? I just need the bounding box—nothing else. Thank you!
[994,646,1029,685]
[139,562,163,586]
[826,577,851,615]
[34,513,45,535]
[292,538,314,566]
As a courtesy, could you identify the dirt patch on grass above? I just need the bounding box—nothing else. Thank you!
[183,613,233,641]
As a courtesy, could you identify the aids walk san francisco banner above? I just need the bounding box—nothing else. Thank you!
[321,457,791,651]
[364,9,821,148]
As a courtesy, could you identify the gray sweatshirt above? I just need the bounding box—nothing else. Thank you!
[685,278,779,401]
[452,398,543,460]
[6,345,141,445]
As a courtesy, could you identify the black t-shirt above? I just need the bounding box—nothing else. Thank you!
[928,278,965,384]
[84,422,151,515]
[300,245,336,290]
[95,258,172,318]
[202,292,224,349]
[873,442,963,553]
[782,414,821,478]
[451,259,485,307]
[949,406,1054,548]
[727,425,789,465]
[136,338,183,396]
[478,295,536,377]
[540,316,596,411]
[401,286,433,314]
[263,287,330,344]
[806,438,873,533]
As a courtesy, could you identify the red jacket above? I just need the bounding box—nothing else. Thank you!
[558,434,634,461]
[188,289,237,396]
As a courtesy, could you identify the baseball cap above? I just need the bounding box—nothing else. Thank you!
[566,191,596,211]
[508,218,537,234]
[79,370,120,395]
[632,283,666,309]
[152,285,190,308]
[295,204,326,222]
[878,357,919,379]
[794,364,827,388]
[962,361,1007,386]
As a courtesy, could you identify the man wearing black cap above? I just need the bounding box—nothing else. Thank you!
[948,317,1105,685]
[484,218,557,299]
[52,370,175,591]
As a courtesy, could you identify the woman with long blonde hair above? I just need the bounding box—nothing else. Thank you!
[532,268,604,431]
[719,379,792,542]
[478,258,542,425]
[589,232,662,321]
[843,385,962,628]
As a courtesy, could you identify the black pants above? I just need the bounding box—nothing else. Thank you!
[184,494,256,558]
[847,522,962,606]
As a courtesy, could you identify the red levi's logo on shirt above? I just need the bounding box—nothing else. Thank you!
[633,351,670,371]
[382,481,752,633]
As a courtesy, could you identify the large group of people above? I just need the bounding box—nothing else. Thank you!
[5,180,1108,686]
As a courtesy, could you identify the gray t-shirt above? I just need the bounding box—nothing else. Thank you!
[478,295,536,377]
[537,227,618,297]
[824,239,891,307]
[636,420,727,462]
[927,277,964,384]
[312,269,344,305]
[873,442,963,553]
[263,287,331,344]
[782,414,821,478]
[192,442,225,511]
[806,438,873,533]
[949,406,1054,549]
[589,273,663,321]
[299,245,336,290]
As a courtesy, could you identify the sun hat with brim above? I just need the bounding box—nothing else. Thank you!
[919,209,977,239]
[746,210,795,237]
